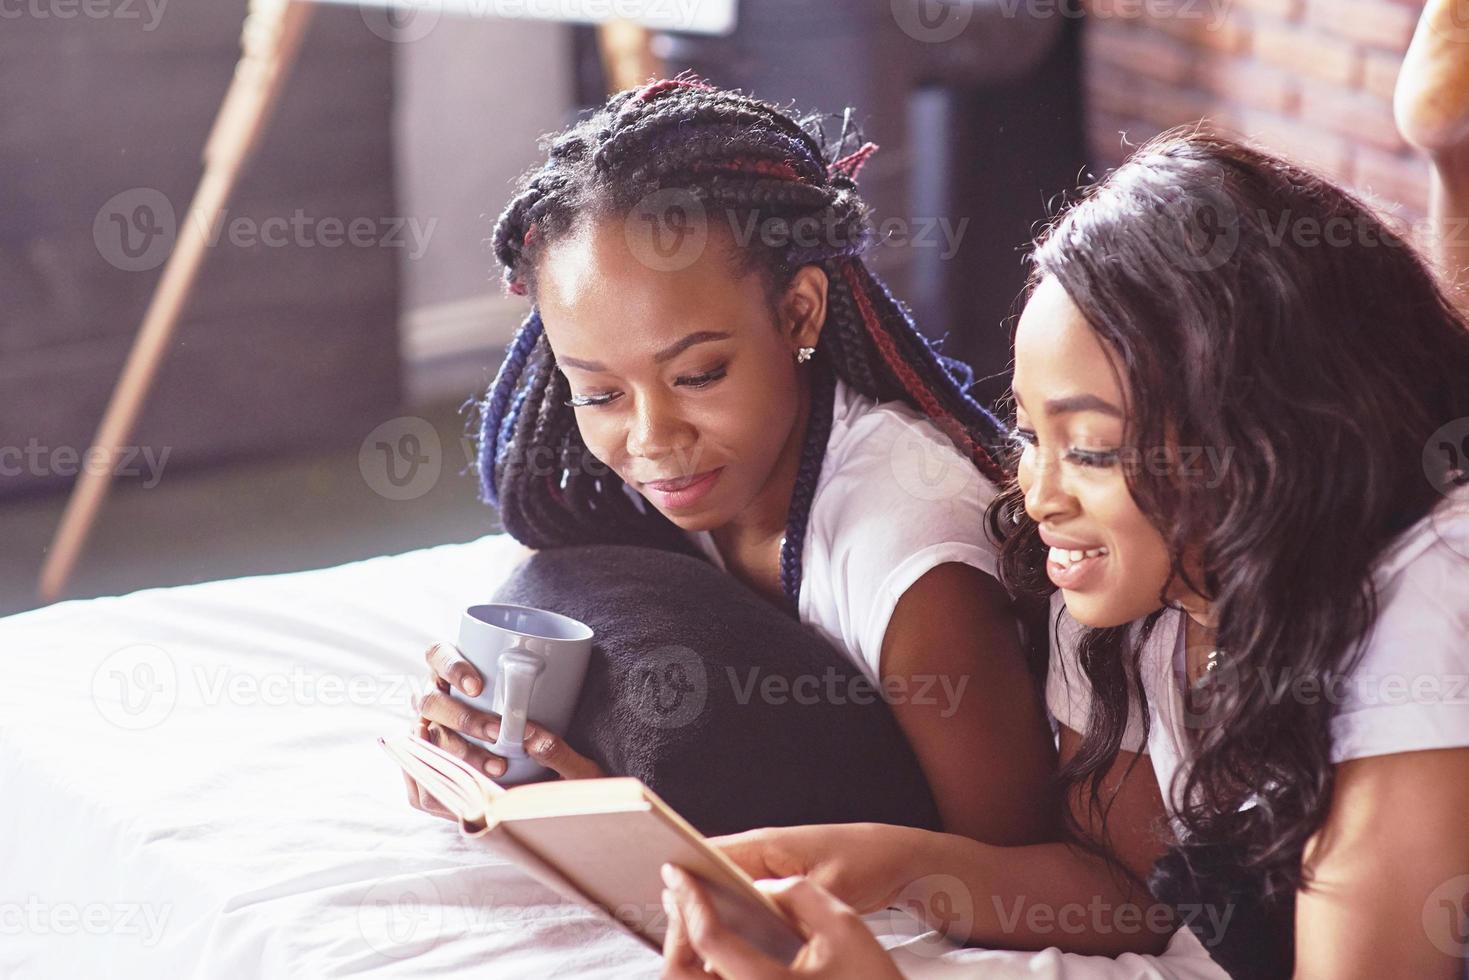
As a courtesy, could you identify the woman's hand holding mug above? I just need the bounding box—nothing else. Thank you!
[403,603,602,821]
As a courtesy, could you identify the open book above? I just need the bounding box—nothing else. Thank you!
[378,733,806,965]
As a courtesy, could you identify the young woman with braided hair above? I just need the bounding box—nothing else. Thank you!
[405,78,1058,847]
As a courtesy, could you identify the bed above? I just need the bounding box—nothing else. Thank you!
[0,533,1227,979]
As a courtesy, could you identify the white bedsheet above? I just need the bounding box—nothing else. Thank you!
[0,534,1226,979]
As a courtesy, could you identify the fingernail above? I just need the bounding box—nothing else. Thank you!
[524,730,544,755]
[660,864,683,890]
[465,677,482,696]
[484,757,505,776]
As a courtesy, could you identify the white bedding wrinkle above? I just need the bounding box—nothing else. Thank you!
[0,533,1224,979]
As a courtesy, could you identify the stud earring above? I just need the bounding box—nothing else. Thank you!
[795,346,815,364]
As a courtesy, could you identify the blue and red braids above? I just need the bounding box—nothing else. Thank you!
[475,77,1008,608]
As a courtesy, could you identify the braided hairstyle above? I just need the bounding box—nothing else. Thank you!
[476,77,1008,608]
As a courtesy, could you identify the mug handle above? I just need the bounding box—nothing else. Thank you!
[491,639,545,759]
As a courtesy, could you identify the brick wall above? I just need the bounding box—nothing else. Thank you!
[1084,0,1429,222]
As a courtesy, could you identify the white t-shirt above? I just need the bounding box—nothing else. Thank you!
[688,378,1002,682]
[1046,484,1469,819]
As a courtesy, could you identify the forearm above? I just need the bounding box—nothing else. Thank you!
[898,831,1175,957]
[1428,145,1469,307]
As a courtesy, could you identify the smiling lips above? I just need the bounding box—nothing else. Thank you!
[1045,543,1111,591]
[641,467,725,509]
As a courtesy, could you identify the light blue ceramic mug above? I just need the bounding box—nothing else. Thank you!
[449,603,594,785]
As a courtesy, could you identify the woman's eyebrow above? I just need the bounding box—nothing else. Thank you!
[557,330,734,374]
[652,330,733,364]
[1044,393,1124,418]
[557,355,608,372]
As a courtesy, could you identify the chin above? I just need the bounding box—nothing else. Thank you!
[643,494,736,533]
[1060,590,1164,630]
[660,509,724,533]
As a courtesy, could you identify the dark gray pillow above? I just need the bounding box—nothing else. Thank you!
[491,545,941,837]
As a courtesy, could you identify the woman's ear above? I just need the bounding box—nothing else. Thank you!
[780,265,829,351]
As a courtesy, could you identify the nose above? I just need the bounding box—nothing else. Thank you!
[625,389,696,466]
[1021,442,1075,526]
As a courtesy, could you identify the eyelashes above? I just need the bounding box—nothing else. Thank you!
[1008,427,1037,451]
[676,365,727,389]
[1066,448,1122,468]
[566,391,619,408]
[1008,426,1121,469]
[565,364,729,409]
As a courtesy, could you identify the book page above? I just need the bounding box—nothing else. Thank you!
[501,809,805,964]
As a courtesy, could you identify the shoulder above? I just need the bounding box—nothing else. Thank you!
[805,380,999,565]
[1331,489,1469,763]
[795,381,1004,678]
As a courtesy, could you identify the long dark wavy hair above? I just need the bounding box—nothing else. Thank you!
[475,77,1007,607]
[988,130,1469,955]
